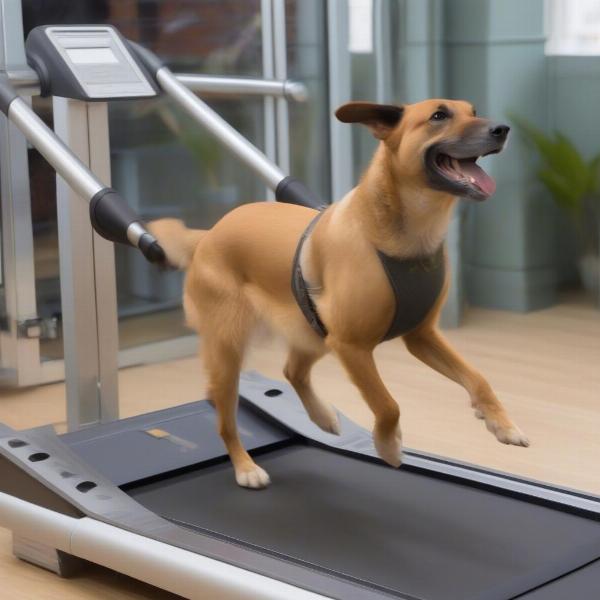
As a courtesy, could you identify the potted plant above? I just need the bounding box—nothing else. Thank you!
[511,116,600,305]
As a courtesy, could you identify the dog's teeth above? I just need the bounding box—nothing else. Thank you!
[469,176,476,183]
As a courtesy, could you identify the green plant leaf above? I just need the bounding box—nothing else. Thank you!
[509,113,592,211]
[589,152,600,199]
[538,168,580,214]
[553,132,590,195]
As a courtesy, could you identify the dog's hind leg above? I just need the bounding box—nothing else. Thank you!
[202,298,271,489]
[284,347,340,435]
[403,327,530,447]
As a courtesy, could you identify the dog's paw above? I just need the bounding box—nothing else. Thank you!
[235,465,271,489]
[484,419,530,447]
[307,401,341,435]
[494,425,530,447]
[374,426,403,467]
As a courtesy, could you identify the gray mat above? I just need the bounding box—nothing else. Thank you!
[516,559,600,598]
[129,444,600,600]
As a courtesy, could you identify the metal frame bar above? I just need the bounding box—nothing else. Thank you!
[373,0,393,104]
[261,0,277,201]
[5,69,307,102]
[0,0,42,387]
[175,74,306,101]
[9,99,104,199]
[272,0,291,175]
[2,68,39,95]
[326,0,353,201]
[53,98,119,430]
[37,335,199,386]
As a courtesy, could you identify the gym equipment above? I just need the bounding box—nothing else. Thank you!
[1,19,599,600]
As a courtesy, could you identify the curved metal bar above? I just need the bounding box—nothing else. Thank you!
[8,97,104,199]
[158,67,286,190]
[174,73,307,102]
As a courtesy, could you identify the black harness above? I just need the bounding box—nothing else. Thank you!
[291,211,446,341]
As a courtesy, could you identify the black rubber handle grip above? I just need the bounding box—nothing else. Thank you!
[89,188,166,264]
[275,176,322,209]
[138,233,167,264]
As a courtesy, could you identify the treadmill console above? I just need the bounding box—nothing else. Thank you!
[25,25,158,101]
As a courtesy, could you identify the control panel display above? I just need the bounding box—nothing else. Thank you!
[27,26,157,100]
[65,47,119,65]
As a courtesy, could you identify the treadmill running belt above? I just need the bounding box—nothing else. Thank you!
[128,445,600,600]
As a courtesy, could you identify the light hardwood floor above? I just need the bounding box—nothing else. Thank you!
[0,294,598,598]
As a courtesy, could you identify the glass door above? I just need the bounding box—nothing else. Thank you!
[12,0,301,378]
[108,0,268,355]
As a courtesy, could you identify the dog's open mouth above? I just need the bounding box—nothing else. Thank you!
[434,153,496,198]
[425,141,504,201]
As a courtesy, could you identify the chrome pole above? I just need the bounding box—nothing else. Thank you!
[8,97,104,199]
[174,73,307,102]
[5,68,40,95]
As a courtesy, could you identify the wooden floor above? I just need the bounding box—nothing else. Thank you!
[0,293,598,598]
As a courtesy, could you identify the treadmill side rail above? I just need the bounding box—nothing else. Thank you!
[0,492,332,600]
[0,423,392,600]
[238,372,600,519]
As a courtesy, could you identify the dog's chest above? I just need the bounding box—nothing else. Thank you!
[291,212,446,341]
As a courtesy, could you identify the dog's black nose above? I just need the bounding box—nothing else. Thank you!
[489,124,510,138]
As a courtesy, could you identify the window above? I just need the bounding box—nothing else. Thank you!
[546,0,600,55]
[348,0,373,53]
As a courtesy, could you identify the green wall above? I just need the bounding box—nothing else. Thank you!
[547,56,600,285]
[355,1,595,313]
[443,0,558,311]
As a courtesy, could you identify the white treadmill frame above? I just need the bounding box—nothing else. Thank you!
[0,492,329,600]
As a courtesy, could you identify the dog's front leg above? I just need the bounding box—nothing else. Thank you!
[404,327,529,447]
[329,339,403,466]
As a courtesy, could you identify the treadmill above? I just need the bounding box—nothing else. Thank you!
[0,20,599,600]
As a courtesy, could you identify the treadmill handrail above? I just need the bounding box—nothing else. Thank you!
[174,74,308,101]
[0,76,165,264]
[128,41,323,209]
[156,67,286,190]
[2,68,309,103]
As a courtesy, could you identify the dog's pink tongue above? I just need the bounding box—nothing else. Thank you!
[459,160,496,196]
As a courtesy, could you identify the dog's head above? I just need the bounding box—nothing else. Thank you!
[336,99,509,201]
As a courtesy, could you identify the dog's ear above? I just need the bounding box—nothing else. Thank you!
[335,102,404,140]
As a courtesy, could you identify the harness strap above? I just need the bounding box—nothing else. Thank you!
[291,212,446,341]
[291,211,328,338]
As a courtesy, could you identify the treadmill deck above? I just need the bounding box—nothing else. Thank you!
[128,443,600,600]
[3,373,600,600]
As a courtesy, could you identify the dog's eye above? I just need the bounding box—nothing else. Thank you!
[430,111,449,121]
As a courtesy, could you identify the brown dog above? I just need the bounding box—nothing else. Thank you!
[149,99,529,489]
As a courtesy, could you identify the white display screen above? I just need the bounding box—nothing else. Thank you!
[65,47,119,65]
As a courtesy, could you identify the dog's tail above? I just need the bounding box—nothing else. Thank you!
[146,218,207,270]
